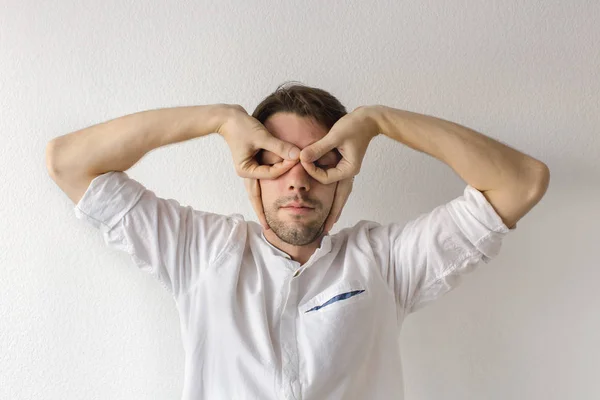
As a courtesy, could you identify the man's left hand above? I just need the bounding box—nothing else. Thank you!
[299,105,381,234]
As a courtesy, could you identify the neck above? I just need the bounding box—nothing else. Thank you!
[262,227,326,265]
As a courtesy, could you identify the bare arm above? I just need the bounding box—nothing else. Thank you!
[46,104,235,204]
[365,105,550,229]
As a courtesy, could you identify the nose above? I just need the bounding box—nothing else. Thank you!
[285,160,312,192]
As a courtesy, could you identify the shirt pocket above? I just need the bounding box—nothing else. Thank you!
[297,279,377,379]
[300,279,371,316]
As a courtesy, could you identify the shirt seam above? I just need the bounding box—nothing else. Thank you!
[176,216,241,300]
[75,206,112,230]
[406,222,504,313]
[406,248,479,313]
[406,227,496,312]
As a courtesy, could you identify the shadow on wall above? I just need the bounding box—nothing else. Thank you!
[399,174,598,399]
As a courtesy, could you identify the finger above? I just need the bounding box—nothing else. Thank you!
[240,158,299,180]
[299,133,336,163]
[326,180,352,232]
[260,134,301,161]
[324,178,354,233]
[244,178,270,231]
[300,158,351,185]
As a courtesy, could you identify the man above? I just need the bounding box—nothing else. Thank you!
[46,82,549,399]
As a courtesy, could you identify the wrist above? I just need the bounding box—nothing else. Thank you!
[211,103,241,135]
[214,104,245,137]
[353,105,386,139]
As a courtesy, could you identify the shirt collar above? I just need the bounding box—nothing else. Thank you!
[260,229,332,263]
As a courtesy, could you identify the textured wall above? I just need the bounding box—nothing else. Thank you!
[1,0,598,398]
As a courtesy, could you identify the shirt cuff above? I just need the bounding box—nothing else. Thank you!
[445,185,513,263]
[73,171,146,232]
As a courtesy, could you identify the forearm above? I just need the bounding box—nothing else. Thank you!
[47,104,232,176]
[366,105,549,195]
[362,105,550,229]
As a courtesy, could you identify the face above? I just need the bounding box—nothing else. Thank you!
[257,112,342,246]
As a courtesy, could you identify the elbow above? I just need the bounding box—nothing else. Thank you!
[526,161,550,202]
[45,140,60,178]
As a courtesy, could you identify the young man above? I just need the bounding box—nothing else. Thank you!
[46,82,549,399]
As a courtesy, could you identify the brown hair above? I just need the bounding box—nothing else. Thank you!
[251,81,348,131]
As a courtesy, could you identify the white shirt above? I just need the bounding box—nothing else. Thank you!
[74,171,513,400]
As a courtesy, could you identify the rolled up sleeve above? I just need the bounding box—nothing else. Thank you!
[390,185,513,314]
[74,171,238,300]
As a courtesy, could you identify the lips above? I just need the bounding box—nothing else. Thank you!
[283,206,314,214]
[282,202,313,209]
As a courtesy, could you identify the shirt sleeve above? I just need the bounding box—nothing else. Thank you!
[375,185,515,315]
[73,171,238,300]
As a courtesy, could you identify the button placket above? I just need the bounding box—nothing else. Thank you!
[279,262,301,399]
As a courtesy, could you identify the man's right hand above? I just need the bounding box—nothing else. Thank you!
[217,104,301,231]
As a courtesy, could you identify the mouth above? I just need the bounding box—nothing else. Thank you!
[281,206,314,214]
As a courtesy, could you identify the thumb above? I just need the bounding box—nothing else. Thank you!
[299,135,334,163]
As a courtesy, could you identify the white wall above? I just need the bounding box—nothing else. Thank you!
[1,0,598,398]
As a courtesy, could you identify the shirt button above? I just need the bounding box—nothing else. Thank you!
[293,269,301,277]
